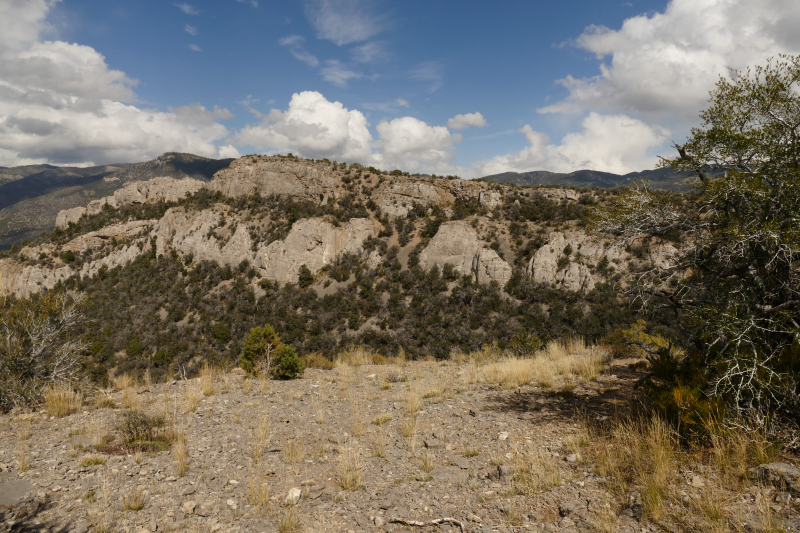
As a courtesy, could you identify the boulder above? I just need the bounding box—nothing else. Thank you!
[374,180,456,217]
[473,248,512,285]
[62,220,155,254]
[256,218,374,285]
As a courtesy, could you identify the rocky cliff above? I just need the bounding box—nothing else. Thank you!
[0,154,674,299]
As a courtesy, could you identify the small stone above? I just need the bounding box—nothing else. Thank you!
[690,475,705,488]
[181,501,196,514]
[285,487,302,505]
[228,479,239,485]
[467,513,481,522]
[566,454,578,463]
[182,486,196,496]
[226,499,237,509]
[374,516,385,527]
[165,476,177,482]
[498,432,509,441]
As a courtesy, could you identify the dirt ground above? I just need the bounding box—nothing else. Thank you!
[0,356,798,533]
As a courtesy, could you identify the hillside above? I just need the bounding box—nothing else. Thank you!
[0,154,683,383]
[481,167,694,191]
[0,153,234,251]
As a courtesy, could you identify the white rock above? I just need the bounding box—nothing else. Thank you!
[285,487,302,505]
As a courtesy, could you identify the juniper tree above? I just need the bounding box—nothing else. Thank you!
[593,55,800,416]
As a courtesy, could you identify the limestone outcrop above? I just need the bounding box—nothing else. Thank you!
[256,218,374,285]
[54,177,205,229]
[62,221,155,254]
[209,158,338,203]
[419,221,512,285]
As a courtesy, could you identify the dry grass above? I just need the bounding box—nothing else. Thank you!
[420,453,434,474]
[80,454,106,467]
[595,415,676,521]
[370,432,386,458]
[404,386,421,415]
[279,504,302,532]
[43,382,82,417]
[173,432,189,476]
[463,448,479,457]
[338,447,362,490]
[120,388,140,411]
[15,443,29,473]
[200,364,216,396]
[373,413,392,425]
[121,487,146,511]
[511,442,562,495]
[14,422,31,441]
[484,357,534,389]
[302,351,335,370]
[251,415,271,463]
[241,378,253,395]
[183,387,202,413]
[113,373,135,390]
[337,345,392,366]
[283,439,304,464]
[401,415,417,439]
[247,468,272,510]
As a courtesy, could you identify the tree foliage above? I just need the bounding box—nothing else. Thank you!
[0,290,87,412]
[592,55,800,416]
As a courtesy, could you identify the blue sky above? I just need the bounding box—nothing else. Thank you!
[1,0,799,177]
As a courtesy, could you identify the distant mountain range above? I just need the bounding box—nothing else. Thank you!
[480,167,695,191]
[0,153,233,250]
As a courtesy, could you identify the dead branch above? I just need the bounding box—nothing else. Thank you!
[390,517,467,532]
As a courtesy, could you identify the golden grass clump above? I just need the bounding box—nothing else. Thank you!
[43,382,82,417]
[251,415,271,463]
[302,351,335,369]
[121,487,146,511]
[279,504,302,532]
[484,357,534,390]
[113,373,135,390]
[247,469,271,510]
[337,447,363,490]
[241,378,253,395]
[183,387,202,413]
[120,388,140,411]
[404,386,421,415]
[595,415,676,520]
[80,454,106,467]
[173,432,189,476]
[200,364,216,396]
[373,414,392,425]
[283,439,304,464]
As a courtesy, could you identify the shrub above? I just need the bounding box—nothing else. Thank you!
[298,265,314,288]
[117,411,169,451]
[240,324,281,374]
[271,344,305,380]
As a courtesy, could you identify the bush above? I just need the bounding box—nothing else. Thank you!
[298,264,314,288]
[240,324,281,374]
[271,344,305,380]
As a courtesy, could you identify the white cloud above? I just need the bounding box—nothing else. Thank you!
[218,144,241,159]
[396,98,408,107]
[278,35,318,67]
[351,41,389,63]
[167,103,234,126]
[174,3,198,15]
[409,61,442,93]
[0,1,232,166]
[235,0,258,7]
[540,0,800,124]
[475,113,667,176]
[235,91,373,161]
[189,44,201,52]
[320,60,363,86]
[304,0,385,46]
[374,116,461,173]
[185,24,198,36]
[447,112,487,130]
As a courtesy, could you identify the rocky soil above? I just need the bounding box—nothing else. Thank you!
[1,359,798,533]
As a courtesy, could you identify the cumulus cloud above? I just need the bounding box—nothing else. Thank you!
[304,0,385,46]
[235,91,373,161]
[475,113,668,176]
[278,35,318,67]
[540,0,800,123]
[447,112,486,130]
[374,116,461,174]
[320,60,364,86]
[0,1,232,166]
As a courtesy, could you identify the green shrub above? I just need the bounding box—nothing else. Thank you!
[240,324,281,374]
[298,265,314,288]
[126,339,143,357]
[271,344,305,380]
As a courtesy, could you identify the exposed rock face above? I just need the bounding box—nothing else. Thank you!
[0,260,73,298]
[209,158,337,203]
[55,207,86,230]
[62,221,154,254]
[113,177,204,206]
[419,221,512,285]
[526,232,615,292]
[153,206,255,268]
[256,218,374,285]
[748,463,800,494]
[478,190,502,210]
[54,177,205,229]
[375,180,456,217]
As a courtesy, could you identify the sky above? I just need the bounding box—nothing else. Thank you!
[1,0,799,178]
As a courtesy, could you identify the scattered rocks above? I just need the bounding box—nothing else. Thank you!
[749,463,800,494]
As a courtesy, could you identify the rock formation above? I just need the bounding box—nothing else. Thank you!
[209,158,338,203]
[419,221,512,285]
[256,218,374,285]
